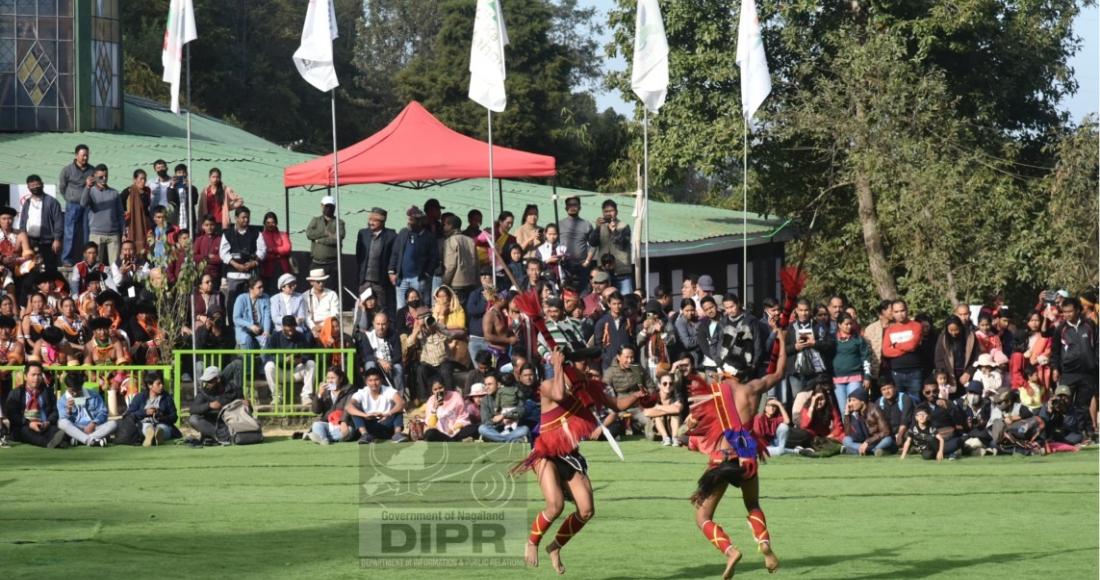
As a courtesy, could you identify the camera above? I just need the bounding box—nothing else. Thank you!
[423,314,436,327]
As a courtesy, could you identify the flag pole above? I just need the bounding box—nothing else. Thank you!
[742,119,748,304]
[487,109,497,284]
[186,41,198,392]
[331,90,345,353]
[643,107,650,296]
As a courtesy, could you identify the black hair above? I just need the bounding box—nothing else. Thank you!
[74,144,89,154]
[877,299,894,314]
[143,370,165,388]
[26,174,42,185]
[601,199,617,210]
[94,163,108,173]
[443,214,461,230]
[133,168,147,179]
[174,163,188,173]
[235,206,251,217]
[281,315,297,327]
[654,285,670,299]
[64,372,85,391]
[521,204,539,223]
[762,296,779,309]
[263,211,278,225]
[1062,297,1082,311]
[679,298,696,310]
[700,295,717,308]
[84,241,99,252]
[153,159,167,167]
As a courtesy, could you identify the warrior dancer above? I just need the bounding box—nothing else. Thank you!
[517,348,651,574]
[688,326,786,578]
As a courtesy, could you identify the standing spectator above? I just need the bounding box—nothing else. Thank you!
[307,367,355,445]
[934,315,980,391]
[515,204,542,258]
[695,275,717,305]
[232,277,272,350]
[1049,297,1098,432]
[360,312,403,396]
[170,164,199,231]
[671,298,701,364]
[219,206,266,310]
[120,169,152,257]
[58,144,93,266]
[56,373,116,447]
[1022,311,1053,389]
[148,160,179,226]
[4,362,64,447]
[192,215,223,288]
[465,269,494,362]
[197,168,243,231]
[80,164,123,265]
[785,299,829,403]
[875,379,913,450]
[270,273,308,335]
[861,299,892,384]
[188,361,246,444]
[593,292,634,370]
[441,214,479,303]
[587,199,633,294]
[882,299,924,398]
[832,312,871,410]
[261,212,294,294]
[975,313,1004,356]
[305,269,341,350]
[482,289,517,368]
[355,207,397,316]
[267,315,316,405]
[389,206,438,312]
[305,197,345,291]
[536,223,568,283]
[557,196,592,288]
[19,174,64,270]
[841,390,893,456]
[754,397,791,456]
[125,370,181,446]
[475,211,516,275]
[422,379,477,441]
[463,209,483,238]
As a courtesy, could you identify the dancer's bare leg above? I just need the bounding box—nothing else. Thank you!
[740,476,779,573]
[527,460,564,568]
[546,472,593,575]
[694,484,742,578]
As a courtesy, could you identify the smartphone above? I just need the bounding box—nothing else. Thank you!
[73,396,87,407]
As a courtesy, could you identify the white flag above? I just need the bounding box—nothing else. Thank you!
[630,0,668,113]
[736,0,771,123]
[468,0,509,112]
[293,0,340,93]
[161,0,197,114]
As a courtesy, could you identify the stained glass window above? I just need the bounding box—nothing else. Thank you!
[0,0,73,131]
[90,0,119,130]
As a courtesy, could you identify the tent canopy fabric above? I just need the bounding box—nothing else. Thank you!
[282,101,556,188]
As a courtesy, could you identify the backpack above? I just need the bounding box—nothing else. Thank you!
[216,399,264,445]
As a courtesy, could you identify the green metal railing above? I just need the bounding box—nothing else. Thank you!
[173,348,355,417]
[0,364,178,423]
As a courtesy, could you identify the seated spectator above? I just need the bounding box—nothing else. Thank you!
[583,270,611,318]
[644,369,684,446]
[20,291,52,347]
[359,312,403,396]
[464,350,494,395]
[972,354,1003,395]
[110,239,149,292]
[753,397,791,456]
[841,389,894,456]
[31,326,77,366]
[54,297,85,349]
[477,373,530,443]
[1017,366,1048,412]
[267,315,317,405]
[875,379,913,450]
[352,287,380,336]
[787,382,843,457]
[270,273,308,336]
[194,305,232,349]
[3,362,65,448]
[900,406,956,461]
[77,271,107,319]
[988,387,1035,451]
[422,378,477,442]
[233,277,272,350]
[69,242,107,297]
[602,344,656,438]
[127,302,165,365]
[1040,385,1089,448]
[305,269,341,349]
[307,367,355,445]
[433,284,469,362]
[188,360,246,444]
[56,372,116,447]
[958,381,996,455]
[125,370,180,446]
[395,287,422,338]
[346,367,407,444]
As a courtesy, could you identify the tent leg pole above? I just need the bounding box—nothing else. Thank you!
[498,178,504,215]
[551,179,559,225]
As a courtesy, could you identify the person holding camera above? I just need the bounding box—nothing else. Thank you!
[80,163,123,265]
[125,370,180,446]
[408,302,460,404]
[188,360,246,444]
[585,199,633,294]
[56,372,116,447]
[219,206,266,311]
[108,239,149,294]
[422,377,476,442]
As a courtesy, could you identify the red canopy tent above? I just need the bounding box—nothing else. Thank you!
[283,100,555,189]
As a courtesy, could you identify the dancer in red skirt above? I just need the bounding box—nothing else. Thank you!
[687,328,787,578]
[515,348,650,574]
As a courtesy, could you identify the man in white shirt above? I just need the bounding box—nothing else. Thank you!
[219,206,266,311]
[305,269,341,349]
[270,273,308,336]
[345,367,406,444]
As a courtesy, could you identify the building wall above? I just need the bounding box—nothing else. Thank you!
[648,240,787,314]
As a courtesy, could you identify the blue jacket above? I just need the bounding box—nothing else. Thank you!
[233,293,273,348]
[388,227,439,280]
[56,387,108,428]
[126,389,181,430]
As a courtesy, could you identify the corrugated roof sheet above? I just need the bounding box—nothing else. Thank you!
[0,96,789,253]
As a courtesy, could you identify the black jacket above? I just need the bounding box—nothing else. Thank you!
[388,227,439,280]
[359,328,401,368]
[355,227,397,286]
[1050,318,1098,376]
[190,382,243,421]
[311,383,355,427]
[18,194,64,241]
[5,387,59,430]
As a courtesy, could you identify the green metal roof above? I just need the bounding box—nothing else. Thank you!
[0,96,790,256]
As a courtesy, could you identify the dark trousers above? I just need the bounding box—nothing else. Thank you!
[424,423,479,442]
[1062,372,1098,412]
[226,277,250,314]
[921,436,960,460]
[189,414,229,441]
[29,238,59,270]
[15,423,61,447]
[352,414,399,439]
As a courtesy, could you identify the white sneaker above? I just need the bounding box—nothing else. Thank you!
[661,437,672,446]
[308,432,328,445]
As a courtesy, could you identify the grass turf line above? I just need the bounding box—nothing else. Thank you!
[1,440,1096,579]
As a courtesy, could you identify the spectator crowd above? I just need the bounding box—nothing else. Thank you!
[1,144,1097,461]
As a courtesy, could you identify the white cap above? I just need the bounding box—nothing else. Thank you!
[321,196,335,206]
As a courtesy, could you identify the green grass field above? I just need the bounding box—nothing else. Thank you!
[2,439,1097,579]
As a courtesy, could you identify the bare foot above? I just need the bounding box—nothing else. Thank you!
[722,546,743,579]
[760,541,779,573]
[546,541,565,575]
[525,542,539,568]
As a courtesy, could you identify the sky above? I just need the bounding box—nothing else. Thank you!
[585,1,1099,123]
